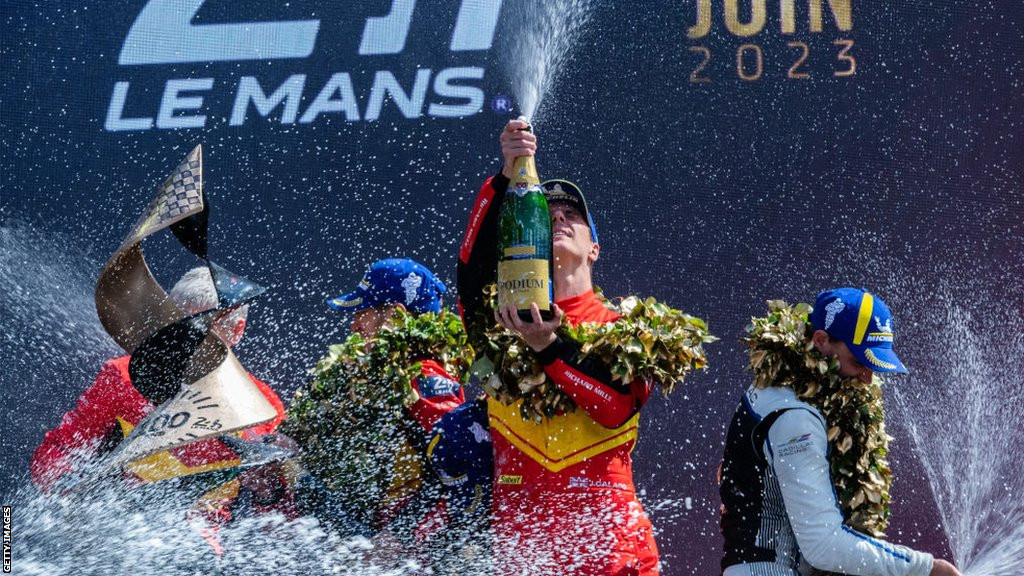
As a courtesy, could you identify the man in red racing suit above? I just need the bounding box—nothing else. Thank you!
[30,355,285,493]
[31,266,286,493]
[30,267,290,556]
[456,119,659,576]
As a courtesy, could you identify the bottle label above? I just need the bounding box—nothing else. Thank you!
[503,244,536,258]
[510,181,541,198]
[497,259,551,313]
[510,155,541,198]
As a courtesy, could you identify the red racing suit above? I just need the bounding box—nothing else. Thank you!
[407,359,466,434]
[457,173,660,576]
[31,355,287,492]
[376,357,465,535]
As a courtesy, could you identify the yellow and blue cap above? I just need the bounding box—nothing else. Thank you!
[327,258,446,314]
[809,287,907,373]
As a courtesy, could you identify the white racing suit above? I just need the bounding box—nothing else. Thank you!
[719,385,934,576]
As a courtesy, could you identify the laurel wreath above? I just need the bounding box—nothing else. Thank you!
[745,300,892,538]
[281,309,472,528]
[469,284,717,423]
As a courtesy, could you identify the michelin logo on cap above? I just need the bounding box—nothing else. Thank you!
[867,316,893,342]
[823,298,845,330]
[809,287,907,374]
[401,272,422,305]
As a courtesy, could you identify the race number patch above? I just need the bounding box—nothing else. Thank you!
[416,375,461,398]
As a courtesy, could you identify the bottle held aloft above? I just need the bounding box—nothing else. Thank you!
[497,117,553,321]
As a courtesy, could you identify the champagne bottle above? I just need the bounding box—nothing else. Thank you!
[497,117,553,322]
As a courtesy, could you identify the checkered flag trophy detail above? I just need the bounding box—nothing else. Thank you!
[120,145,204,251]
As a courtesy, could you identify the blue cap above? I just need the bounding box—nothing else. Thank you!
[327,258,446,314]
[809,287,907,374]
[542,179,598,244]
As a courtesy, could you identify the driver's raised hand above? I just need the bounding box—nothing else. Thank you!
[500,118,537,179]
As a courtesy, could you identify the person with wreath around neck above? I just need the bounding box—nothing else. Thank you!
[457,119,661,576]
[719,288,960,576]
[294,258,466,569]
[324,258,466,436]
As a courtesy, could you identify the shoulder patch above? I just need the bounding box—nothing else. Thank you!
[777,432,814,457]
[416,374,461,398]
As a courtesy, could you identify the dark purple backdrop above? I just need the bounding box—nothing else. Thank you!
[2,2,1022,574]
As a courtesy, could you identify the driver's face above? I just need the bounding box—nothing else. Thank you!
[550,201,594,265]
